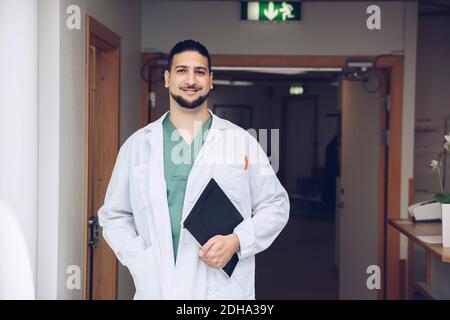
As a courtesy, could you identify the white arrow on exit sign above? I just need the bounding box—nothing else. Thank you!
[264,2,278,21]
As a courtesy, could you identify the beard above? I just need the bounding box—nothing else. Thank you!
[170,88,210,110]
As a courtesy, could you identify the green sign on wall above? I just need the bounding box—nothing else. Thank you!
[241,1,301,22]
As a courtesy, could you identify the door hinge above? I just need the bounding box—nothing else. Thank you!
[148,91,156,109]
[88,216,100,248]
[381,94,390,111]
[381,129,390,146]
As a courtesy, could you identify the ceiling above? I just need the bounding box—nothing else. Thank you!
[418,0,450,16]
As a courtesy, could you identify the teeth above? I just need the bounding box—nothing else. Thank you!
[183,89,199,95]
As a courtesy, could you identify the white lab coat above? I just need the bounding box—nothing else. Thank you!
[98,111,289,300]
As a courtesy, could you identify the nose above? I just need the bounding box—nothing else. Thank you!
[185,69,196,86]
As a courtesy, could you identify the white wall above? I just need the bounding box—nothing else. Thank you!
[398,0,418,262]
[142,1,404,55]
[413,15,450,296]
[0,0,38,299]
[37,0,60,299]
[56,0,142,299]
[414,16,450,200]
[58,0,87,300]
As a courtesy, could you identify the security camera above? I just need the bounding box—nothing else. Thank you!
[342,61,374,81]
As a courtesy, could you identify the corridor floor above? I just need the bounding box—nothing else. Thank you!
[255,199,339,299]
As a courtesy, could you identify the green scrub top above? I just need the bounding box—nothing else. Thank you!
[163,113,213,262]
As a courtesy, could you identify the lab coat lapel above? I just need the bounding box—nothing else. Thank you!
[145,114,176,275]
[181,114,226,222]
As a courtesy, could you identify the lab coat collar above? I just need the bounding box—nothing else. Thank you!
[142,109,230,134]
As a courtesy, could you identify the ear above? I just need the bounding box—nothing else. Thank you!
[210,71,214,89]
[164,70,170,88]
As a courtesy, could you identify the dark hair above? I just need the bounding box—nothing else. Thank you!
[167,39,211,73]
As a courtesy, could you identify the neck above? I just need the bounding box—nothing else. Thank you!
[168,101,210,144]
[168,101,210,129]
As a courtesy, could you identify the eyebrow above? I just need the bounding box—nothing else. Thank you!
[175,65,208,71]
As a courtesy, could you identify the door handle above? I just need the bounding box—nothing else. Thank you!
[88,216,100,248]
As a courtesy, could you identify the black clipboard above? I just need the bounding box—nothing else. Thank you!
[182,178,244,277]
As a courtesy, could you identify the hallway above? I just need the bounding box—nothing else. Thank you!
[256,199,339,299]
[4,0,448,300]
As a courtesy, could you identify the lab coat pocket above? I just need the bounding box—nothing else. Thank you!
[131,163,152,213]
[213,164,248,204]
[208,268,247,300]
[127,246,162,299]
[131,163,153,248]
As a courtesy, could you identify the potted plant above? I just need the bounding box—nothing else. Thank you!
[430,132,450,247]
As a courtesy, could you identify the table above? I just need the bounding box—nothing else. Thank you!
[389,219,450,299]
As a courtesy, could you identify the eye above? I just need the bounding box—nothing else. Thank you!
[196,70,206,75]
[177,69,185,73]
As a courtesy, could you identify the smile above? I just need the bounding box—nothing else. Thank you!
[182,88,200,95]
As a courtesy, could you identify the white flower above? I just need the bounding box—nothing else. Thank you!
[430,160,440,171]
[445,142,450,151]
[445,133,450,144]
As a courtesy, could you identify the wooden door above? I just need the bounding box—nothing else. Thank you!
[338,71,388,299]
[84,16,120,300]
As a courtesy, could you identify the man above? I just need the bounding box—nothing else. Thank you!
[98,39,289,299]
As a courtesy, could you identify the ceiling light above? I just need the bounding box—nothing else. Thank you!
[212,80,254,86]
[212,66,342,75]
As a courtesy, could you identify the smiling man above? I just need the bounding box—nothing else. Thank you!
[98,39,289,299]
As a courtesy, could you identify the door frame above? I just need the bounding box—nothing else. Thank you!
[140,54,404,300]
[140,53,166,126]
[83,15,121,300]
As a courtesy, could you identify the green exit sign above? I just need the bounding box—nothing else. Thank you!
[241,1,301,22]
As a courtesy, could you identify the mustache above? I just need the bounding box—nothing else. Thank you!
[181,85,202,90]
